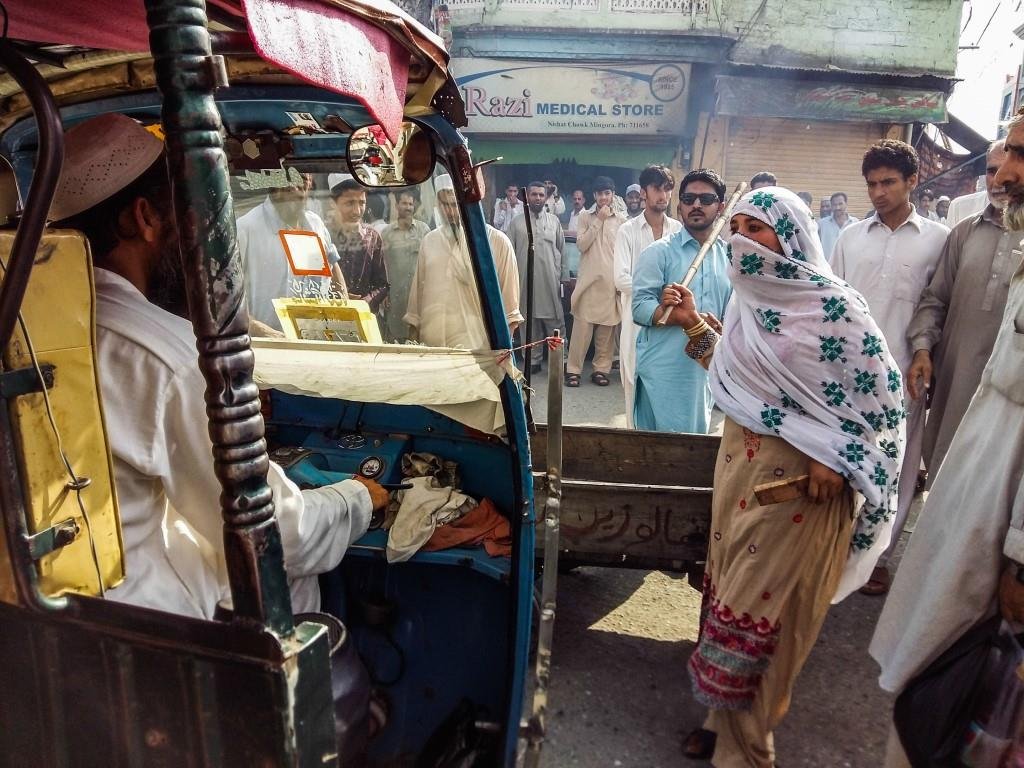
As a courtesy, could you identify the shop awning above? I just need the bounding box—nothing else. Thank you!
[465,137,678,169]
[716,75,947,125]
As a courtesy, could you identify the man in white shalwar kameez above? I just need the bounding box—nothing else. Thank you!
[613,165,681,427]
[830,139,949,595]
[405,175,523,348]
[869,113,1024,768]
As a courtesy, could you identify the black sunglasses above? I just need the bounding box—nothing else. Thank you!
[680,193,721,205]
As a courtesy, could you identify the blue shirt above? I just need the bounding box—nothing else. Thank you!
[630,229,732,433]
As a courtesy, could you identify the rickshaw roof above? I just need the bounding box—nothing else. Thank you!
[0,0,459,141]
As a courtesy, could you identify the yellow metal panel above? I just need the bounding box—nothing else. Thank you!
[0,230,124,601]
[273,297,383,344]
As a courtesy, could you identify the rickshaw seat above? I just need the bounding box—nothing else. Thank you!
[0,229,124,604]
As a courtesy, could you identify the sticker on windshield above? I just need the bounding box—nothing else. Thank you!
[279,230,330,276]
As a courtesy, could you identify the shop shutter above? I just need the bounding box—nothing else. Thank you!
[722,117,887,219]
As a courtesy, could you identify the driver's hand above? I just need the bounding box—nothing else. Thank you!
[352,476,389,510]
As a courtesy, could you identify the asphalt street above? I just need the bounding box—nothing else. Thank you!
[525,358,912,768]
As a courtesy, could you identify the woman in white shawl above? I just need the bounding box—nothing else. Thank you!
[667,187,906,767]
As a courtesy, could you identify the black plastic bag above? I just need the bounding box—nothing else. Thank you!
[894,614,1004,767]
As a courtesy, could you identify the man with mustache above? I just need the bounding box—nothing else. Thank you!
[905,140,1021,481]
[630,168,732,433]
[870,111,1024,768]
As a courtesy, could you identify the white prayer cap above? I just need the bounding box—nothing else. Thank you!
[937,195,951,204]
[327,172,353,189]
[50,113,164,222]
[626,184,642,194]
[434,173,455,193]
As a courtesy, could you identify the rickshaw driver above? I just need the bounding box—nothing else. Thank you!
[51,114,389,619]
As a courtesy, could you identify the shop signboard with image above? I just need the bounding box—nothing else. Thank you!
[451,58,690,135]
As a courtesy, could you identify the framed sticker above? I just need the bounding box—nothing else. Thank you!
[279,230,330,276]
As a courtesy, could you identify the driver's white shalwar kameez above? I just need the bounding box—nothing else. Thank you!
[613,212,681,427]
[404,223,523,349]
[95,268,372,618]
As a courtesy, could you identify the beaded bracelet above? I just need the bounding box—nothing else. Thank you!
[685,329,718,361]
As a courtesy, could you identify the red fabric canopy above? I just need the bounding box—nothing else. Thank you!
[5,0,409,141]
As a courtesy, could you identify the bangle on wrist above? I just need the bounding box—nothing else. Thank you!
[684,318,710,338]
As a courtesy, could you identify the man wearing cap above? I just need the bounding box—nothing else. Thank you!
[329,178,389,316]
[405,174,523,348]
[51,114,388,619]
[236,171,348,334]
[624,183,644,219]
[613,165,682,426]
[566,176,626,387]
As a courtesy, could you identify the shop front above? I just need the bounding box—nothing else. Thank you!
[450,58,692,211]
[696,74,949,216]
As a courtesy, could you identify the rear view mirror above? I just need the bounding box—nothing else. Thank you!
[347,122,434,187]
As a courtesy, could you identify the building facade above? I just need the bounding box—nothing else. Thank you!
[445,0,963,216]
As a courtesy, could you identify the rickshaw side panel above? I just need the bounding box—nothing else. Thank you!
[532,425,717,574]
[0,599,337,768]
[532,424,719,487]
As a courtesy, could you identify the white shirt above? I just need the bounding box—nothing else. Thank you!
[567,207,584,235]
[817,213,860,261]
[612,213,683,401]
[830,210,950,371]
[95,269,371,618]
[492,198,523,233]
[405,224,523,348]
[545,196,565,217]
[612,213,683,296]
[946,189,989,228]
[237,197,342,331]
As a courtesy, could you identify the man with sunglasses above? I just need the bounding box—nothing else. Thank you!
[631,169,733,433]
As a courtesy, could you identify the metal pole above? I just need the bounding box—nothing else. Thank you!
[0,41,67,612]
[520,187,536,432]
[523,329,563,767]
[144,0,294,635]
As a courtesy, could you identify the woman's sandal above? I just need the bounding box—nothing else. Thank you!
[565,373,581,387]
[590,371,610,387]
[682,728,716,761]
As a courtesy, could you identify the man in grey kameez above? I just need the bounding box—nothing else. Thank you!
[905,140,1022,481]
[869,116,1024,768]
[509,181,565,371]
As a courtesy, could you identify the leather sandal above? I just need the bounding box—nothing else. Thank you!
[682,728,716,761]
[590,371,610,386]
[859,565,890,596]
[565,373,580,387]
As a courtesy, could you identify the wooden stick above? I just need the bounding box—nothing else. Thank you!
[657,181,748,326]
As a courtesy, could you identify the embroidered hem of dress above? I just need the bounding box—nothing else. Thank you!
[688,586,782,711]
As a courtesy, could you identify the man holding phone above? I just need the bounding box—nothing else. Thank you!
[566,176,626,387]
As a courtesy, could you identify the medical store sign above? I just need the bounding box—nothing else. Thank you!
[451,59,690,135]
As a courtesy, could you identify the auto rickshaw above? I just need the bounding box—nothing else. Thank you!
[0,1,563,766]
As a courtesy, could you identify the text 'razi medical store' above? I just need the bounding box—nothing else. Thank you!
[450,58,691,196]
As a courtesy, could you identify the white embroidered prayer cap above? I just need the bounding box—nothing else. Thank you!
[49,113,164,222]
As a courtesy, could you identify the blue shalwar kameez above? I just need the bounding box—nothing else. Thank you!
[631,229,732,433]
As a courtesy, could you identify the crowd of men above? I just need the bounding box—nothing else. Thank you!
[46,106,1024,767]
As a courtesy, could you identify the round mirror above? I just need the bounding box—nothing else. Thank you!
[346,121,434,187]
